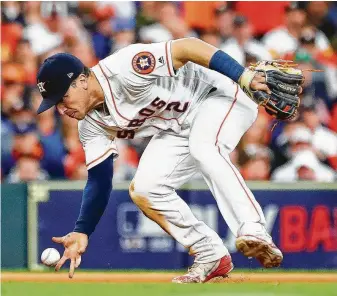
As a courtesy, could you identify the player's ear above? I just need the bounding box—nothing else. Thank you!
[78,74,88,90]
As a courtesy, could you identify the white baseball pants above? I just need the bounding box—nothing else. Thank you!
[130,84,266,263]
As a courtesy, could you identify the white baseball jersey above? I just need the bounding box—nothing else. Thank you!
[79,41,234,169]
[77,40,271,265]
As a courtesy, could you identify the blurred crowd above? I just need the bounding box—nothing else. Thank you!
[1,1,337,183]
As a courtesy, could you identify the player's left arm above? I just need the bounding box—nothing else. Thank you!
[171,37,270,94]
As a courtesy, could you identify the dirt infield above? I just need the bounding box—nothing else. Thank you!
[2,272,337,283]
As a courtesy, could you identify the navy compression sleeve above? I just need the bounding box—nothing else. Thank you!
[73,156,113,236]
[209,50,245,83]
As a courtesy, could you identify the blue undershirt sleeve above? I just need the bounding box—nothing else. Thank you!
[73,155,113,237]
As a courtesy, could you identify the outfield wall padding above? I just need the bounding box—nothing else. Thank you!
[1,183,28,268]
[1,182,337,270]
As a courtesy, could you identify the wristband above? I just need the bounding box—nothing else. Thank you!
[209,50,245,83]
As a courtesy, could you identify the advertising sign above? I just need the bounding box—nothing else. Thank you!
[36,184,337,269]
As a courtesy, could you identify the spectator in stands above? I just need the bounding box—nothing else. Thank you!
[63,144,87,180]
[23,1,42,24]
[283,26,337,103]
[58,15,92,53]
[214,3,235,44]
[60,114,87,180]
[271,149,335,182]
[1,62,32,175]
[302,105,337,170]
[262,2,307,58]
[91,4,115,59]
[11,121,43,161]
[61,116,82,154]
[13,39,37,86]
[23,3,64,57]
[69,41,97,68]
[111,17,136,52]
[109,1,136,21]
[1,63,27,115]
[305,1,337,49]
[33,91,67,178]
[4,120,46,180]
[287,125,314,155]
[139,2,193,43]
[1,1,337,182]
[220,15,272,66]
[136,1,157,29]
[1,18,23,63]
[240,144,273,181]
[199,29,222,48]
[63,10,97,66]
[1,2,24,24]
[297,26,336,65]
[263,2,332,58]
[6,156,50,183]
[272,123,337,179]
[299,26,337,103]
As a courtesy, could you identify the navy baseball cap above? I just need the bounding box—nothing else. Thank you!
[36,53,84,114]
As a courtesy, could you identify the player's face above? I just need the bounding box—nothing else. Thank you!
[56,75,89,120]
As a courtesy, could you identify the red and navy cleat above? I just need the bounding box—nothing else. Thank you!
[172,255,234,284]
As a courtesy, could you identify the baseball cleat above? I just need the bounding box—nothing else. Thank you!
[235,234,283,268]
[172,255,234,284]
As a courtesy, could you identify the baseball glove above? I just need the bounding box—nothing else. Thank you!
[239,60,304,121]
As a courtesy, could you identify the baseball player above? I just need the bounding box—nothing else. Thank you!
[37,38,302,283]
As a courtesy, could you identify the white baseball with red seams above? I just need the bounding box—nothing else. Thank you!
[77,40,273,264]
[41,248,60,267]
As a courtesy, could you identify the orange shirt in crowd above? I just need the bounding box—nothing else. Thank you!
[182,1,225,30]
[1,23,23,62]
[235,1,289,35]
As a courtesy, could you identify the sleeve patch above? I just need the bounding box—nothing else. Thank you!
[132,51,156,74]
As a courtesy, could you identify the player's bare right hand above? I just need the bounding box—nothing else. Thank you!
[52,232,88,279]
[249,72,272,95]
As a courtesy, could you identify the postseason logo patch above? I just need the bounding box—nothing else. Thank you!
[132,52,156,74]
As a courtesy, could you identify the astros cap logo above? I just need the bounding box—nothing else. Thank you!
[37,81,46,93]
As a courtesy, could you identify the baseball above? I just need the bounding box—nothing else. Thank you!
[41,248,60,267]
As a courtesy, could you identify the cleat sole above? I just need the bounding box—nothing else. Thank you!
[236,237,283,268]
